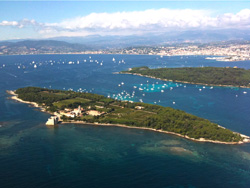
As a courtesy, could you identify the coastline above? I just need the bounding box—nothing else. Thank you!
[0,53,248,62]
[6,90,52,115]
[7,90,250,145]
[120,72,250,88]
[61,120,250,145]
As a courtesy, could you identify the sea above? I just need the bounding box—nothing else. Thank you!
[0,54,250,188]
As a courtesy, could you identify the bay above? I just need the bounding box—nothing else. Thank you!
[1,54,250,188]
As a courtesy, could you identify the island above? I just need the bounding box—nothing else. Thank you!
[120,66,250,88]
[7,87,250,144]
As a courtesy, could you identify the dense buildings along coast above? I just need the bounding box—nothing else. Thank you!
[1,40,250,61]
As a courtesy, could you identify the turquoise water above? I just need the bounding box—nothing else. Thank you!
[1,54,250,187]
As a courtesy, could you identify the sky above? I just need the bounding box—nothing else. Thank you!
[1,1,250,41]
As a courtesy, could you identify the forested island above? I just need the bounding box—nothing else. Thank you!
[121,66,250,87]
[8,87,250,144]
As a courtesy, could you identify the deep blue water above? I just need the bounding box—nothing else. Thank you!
[1,54,250,188]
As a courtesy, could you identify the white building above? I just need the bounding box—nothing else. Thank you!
[46,116,59,125]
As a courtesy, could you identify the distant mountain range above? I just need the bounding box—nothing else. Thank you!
[1,29,250,55]
[0,40,91,55]
[50,29,250,48]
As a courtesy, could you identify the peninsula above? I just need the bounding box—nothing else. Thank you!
[8,87,250,144]
[121,66,250,88]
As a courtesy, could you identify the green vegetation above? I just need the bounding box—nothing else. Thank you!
[121,66,250,87]
[54,98,90,109]
[15,87,243,143]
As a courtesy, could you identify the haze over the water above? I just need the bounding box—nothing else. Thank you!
[1,1,250,41]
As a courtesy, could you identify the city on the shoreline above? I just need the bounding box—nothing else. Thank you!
[1,40,250,62]
[109,42,250,61]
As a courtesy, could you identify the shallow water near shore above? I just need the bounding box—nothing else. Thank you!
[1,54,250,187]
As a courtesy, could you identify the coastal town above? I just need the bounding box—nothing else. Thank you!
[1,40,250,61]
[109,42,250,61]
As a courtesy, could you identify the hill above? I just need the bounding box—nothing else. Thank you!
[0,40,91,55]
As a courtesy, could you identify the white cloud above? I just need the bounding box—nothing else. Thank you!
[0,21,19,27]
[0,19,41,29]
[50,9,212,31]
[1,8,250,38]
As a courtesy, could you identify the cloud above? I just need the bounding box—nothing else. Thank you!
[0,21,19,27]
[1,8,250,38]
[0,19,41,28]
[216,9,250,28]
[50,9,212,31]
[48,8,250,31]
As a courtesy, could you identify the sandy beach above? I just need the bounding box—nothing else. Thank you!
[7,90,49,114]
